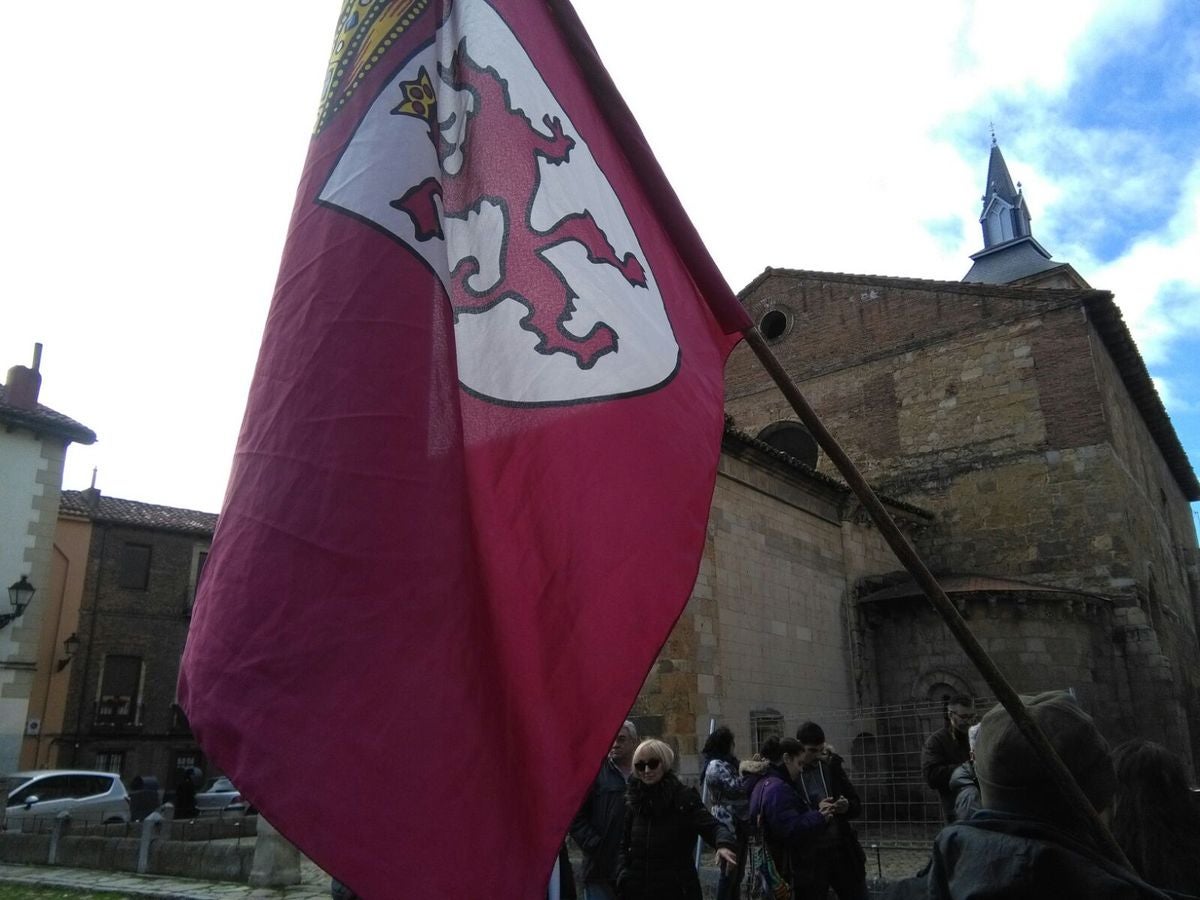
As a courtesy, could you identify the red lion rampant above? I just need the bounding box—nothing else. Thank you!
[390,47,647,369]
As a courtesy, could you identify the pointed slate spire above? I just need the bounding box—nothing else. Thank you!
[985,135,1021,206]
[963,134,1082,285]
[979,136,1033,248]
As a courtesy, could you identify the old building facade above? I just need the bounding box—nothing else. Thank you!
[714,144,1199,767]
[629,426,928,774]
[627,142,1199,791]
[43,490,214,783]
[0,347,94,772]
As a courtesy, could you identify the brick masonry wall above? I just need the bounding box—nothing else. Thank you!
[726,278,1101,487]
[61,523,207,782]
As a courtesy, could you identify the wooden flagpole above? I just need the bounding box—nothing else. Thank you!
[743,327,1130,868]
[544,0,1131,870]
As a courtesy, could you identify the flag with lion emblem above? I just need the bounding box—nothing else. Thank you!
[179,0,749,895]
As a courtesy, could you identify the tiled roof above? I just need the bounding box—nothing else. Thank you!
[738,266,1104,304]
[0,384,96,445]
[59,490,217,535]
[963,238,1063,284]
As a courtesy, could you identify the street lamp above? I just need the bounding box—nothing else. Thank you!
[2,576,36,630]
[57,632,81,672]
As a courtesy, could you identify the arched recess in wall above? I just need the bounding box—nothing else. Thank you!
[912,670,975,739]
[757,421,819,469]
[911,669,974,705]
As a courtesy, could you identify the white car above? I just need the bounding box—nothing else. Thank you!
[195,776,251,816]
[3,770,131,827]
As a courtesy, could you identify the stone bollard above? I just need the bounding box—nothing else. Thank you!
[137,812,165,874]
[249,815,301,887]
[48,811,71,865]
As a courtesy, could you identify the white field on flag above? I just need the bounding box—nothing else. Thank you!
[318,0,681,406]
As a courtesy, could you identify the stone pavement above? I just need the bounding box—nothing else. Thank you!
[0,861,333,899]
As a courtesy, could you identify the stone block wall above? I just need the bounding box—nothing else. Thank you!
[726,276,1108,492]
[633,443,904,775]
[863,590,1192,763]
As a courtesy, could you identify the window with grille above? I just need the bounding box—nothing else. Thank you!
[173,750,202,772]
[96,655,144,726]
[750,708,784,753]
[95,751,125,775]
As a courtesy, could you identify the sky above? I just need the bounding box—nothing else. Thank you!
[1,0,1197,529]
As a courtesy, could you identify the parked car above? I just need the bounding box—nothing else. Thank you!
[194,776,251,816]
[2,770,130,828]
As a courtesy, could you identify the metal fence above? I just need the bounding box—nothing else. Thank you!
[822,699,954,848]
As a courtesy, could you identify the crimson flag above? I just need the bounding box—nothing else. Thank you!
[179,0,749,895]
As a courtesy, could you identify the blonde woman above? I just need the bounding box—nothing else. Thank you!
[616,739,737,900]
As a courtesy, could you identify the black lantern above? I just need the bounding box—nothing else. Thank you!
[2,576,35,629]
[57,632,81,672]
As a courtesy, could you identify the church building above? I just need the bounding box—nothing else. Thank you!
[636,140,1200,786]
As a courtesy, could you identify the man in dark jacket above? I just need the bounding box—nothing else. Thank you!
[793,721,867,900]
[887,691,1175,900]
[921,695,976,822]
[570,720,636,900]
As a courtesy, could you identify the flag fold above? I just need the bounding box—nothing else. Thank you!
[180,0,749,895]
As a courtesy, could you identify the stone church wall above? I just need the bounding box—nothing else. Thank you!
[632,443,904,775]
[723,270,1200,768]
[861,591,1191,751]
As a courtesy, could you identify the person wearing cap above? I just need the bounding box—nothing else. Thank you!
[921,694,977,823]
[886,691,1174,899]
[570,720,638,900]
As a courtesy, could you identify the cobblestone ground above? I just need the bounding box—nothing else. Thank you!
[1,838,934,897]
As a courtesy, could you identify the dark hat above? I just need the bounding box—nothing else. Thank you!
[974,691,1115,819]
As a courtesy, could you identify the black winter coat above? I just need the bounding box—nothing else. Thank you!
[921,725,971,822]
[616,772,735,900]
[569,759,630,884]
[883,811,1176,900]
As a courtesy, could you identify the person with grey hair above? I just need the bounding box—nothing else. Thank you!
[570,720,638,900]
[886,691,1174,899]
[948,723,982,822]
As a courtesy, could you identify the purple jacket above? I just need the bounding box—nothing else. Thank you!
[744,762,827,846]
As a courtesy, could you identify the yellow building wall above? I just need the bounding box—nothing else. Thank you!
[20,515,91,770]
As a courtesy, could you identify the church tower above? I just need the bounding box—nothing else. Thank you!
[962,136,1089,288]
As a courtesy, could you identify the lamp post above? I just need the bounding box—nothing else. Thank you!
[2,576,35,629]
[57,632,81,672]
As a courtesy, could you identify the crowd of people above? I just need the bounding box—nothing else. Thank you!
[562,692,1200,900]
[569,719,867,900]
[898,690,1200,899]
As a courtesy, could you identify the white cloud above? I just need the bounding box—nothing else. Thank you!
[1153,376,1198,414]
[0,0,1195,511]
[1087,160,1200,365]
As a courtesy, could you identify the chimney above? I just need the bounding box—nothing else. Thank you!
[4,343,43,410]
[83,468,102,512]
